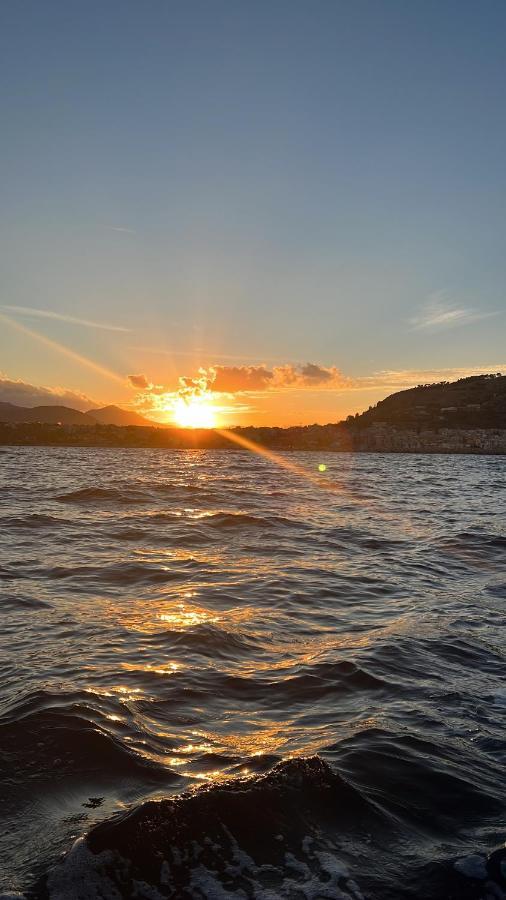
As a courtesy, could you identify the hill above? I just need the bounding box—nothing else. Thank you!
[351,374,506,429]
[0,402,157,427]
[85,405,156,427]
[0,402,96,426]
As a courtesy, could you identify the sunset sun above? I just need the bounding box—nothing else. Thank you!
[173,395,218,429]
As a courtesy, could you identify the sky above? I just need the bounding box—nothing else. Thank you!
[1,0,505,426]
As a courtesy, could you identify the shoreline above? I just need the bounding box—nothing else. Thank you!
[1,443,505,457]
[1,422,505,455]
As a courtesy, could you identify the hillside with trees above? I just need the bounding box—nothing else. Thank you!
[349,374,505,430]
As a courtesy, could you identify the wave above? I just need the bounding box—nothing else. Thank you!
[0,594,52,610]
[0,690,174,783]
[55,487,147,504]
[200,511,298,529]
[46,754,506,900]
[48,757,373,899]
[0,513,66,529]
[143,510,298,529]
[439,529,506,562]
[264,659,387,701]
[487,582,506,598]
[44,559,202,585]
[0,565,26,580]
[328,727,504,825]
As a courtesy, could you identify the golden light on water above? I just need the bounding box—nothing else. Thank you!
[217,427,343,493]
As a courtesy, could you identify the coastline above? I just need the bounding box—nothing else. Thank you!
[1,422,505,454]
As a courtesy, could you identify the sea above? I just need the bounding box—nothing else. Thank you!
[0,447,504,900]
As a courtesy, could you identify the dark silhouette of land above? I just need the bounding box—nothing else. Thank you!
[0,402,154,427]
[0,374,504,453]
[349,373,505,429]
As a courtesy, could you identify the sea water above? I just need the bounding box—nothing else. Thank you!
[0,447,504,898]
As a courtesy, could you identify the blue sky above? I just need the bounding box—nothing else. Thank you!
[0,0,505,424]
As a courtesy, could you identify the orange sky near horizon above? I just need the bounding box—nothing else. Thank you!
[1,312,504,428]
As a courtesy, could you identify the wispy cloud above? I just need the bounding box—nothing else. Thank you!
[353,364,505,391]
[129,345,287,363]
[1,305,131,333]
[104,226,137,234]
[410,292,500,331]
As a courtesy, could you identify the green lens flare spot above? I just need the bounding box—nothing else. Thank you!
[318,463,327,472]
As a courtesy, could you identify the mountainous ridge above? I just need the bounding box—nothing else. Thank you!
[0,401,157,427]
[0,402,95,426]
[85,405,156,427]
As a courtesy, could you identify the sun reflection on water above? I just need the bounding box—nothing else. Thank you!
[158,605,219,629]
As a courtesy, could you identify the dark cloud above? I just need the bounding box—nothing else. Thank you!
[0,374,95,410]
[299,363,338,384]
[127,373,151,389]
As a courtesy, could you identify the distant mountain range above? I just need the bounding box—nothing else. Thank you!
[0,402,157,427]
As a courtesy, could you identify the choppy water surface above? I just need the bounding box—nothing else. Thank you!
[0,447,505,899]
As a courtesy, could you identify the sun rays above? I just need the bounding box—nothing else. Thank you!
[173,394,219,428]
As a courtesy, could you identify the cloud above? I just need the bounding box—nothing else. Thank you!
[279,363,347,388]
[129,345,286,363]
[410,292,499,330]
[1,305,130,333]
[127,373,152,389]
[204,363,349,393]
[209,365,274,392]
[299,363,336,383]
[0,374,96,410]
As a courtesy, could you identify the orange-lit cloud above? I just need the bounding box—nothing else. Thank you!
[209,365,273,392]
[207,362,350,392]
[129,362,350,402]
[127,373,152,389]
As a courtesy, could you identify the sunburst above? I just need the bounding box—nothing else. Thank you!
[173,395,218,428]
